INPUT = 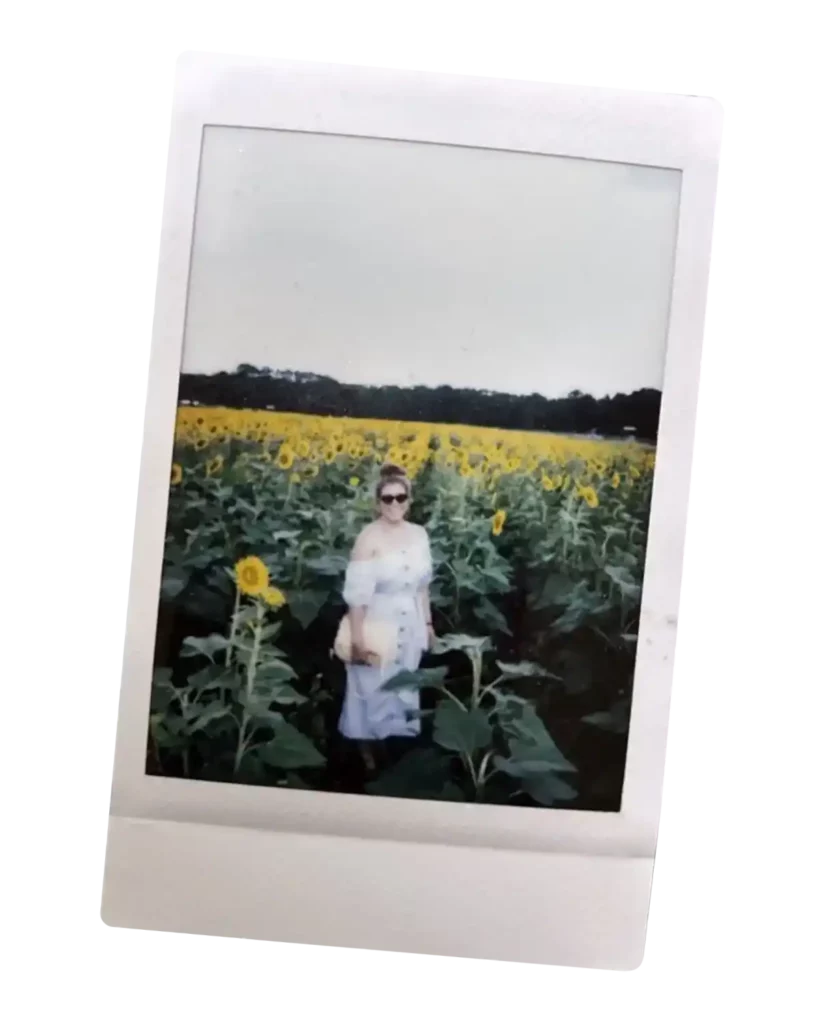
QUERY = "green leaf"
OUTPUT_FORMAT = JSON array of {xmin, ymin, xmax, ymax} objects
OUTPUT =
[
  {"xmin": 255, "ymin": 660, "xmax": 298, "ymax": 685},
  {"xmin": 186, "ymin": 664, "xmax": 228, "ymax": 693},
  {"xmin": 520, "ymin": 773, "xmax": 578, "ymax": 806},
  {"xmin": 473, "ymin": 598, "xmax": 511, "ymax": 635},
  {"xmin": 450, "ymin": 557, "xmax": 470, "ymax": 575},
  {"xmin": 497, "ymin": 702, "xmax": 549, "ymax": 743},
  {"xmin": 247, "ymin": 708, "xmax": 286, "ymax": 733},
  {"xmin": 480, "ymin": 564, "xmax": 512, "ymax": 592},
  {"xmin": 160, "ymin": 566, "xmax": 189, "ymax": 600},
  {"xmin": 498, "ymin": 705, "xmax": 576, "ymax": 773},
  {"xmin": 431, "ymin": 633, "xmax": 492, "ymax": 656},
  {"xmin": 150, "ymin": 668, "xmax": 175, "ymax": 713},
  {"xmin": 234, "ymin": 605, "xmax": 260, "ymax": 628},
  {"xmin": 258, "ymin": 722, "xmax": 326, "ymax": 769},
  {"xmin": 549, "ymin": 603, "xmax": 588, "ymax": 635},
  {"xmin": 496, "ymin": 660, "xmax": 562, "ymax": 682},
  {"xmin": 433, "ymin": 701, "xmax": 492, "ymax": 757},
  {"xmin": 243, "ymin": 705, "xmax": 285, "ymax": 727},
  {"xmin": 265, "ymin": 682, "xmax": 307, "ymax": 706},
  {"xmin": 180, "ymin": 634, "xmax": 230, "ymax": 661},
  {"xmin": 151, "ymin": 717, "xmax": 187, "ymax": 748},
  {"xmin": 529, "ymin": 573, "xmax": 575, "ymax": 610},
  {"xmin": 185, "ymin": 552, "xmax": 217, "ymax": 570},
  {"xmin": 190, "ymin": 703, "xmax": 234, "ymax": 731},
  {"xmin": 304, "ymin": 553, "xmax": 348, "ymax": 576},
  {"xmin": 365, "ymin": 747, "xmax": 459, "ymax": 800},
  {"xmin": 583, "ymin": 698, "xmax": 630, "ymax": 734},
  {"xmin": 287, "ymin": 588, "xmax": 329, "ymax": 629},
  {"xmin": 380, "ymin": 666, "xmax": 450, "ymax": 693},
  {"xmin": 604, "ymin": 565, "xmax": 641, "ymax": 599},
  {"xmin": 496, "ymin": 740, "xmax": 576, "ymax": 776}
]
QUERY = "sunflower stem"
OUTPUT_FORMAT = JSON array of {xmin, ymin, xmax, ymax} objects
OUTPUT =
[
  {"xmin": 470, "ymin": 649, "xmax": 483, "ymax": 709},
  {"xmin": 225, "ymin": 582, "xmax": 241, "ymax": 670},
  {"xmin": 233, "ymin": 601, "xmax": 264, "ymax": 776}
]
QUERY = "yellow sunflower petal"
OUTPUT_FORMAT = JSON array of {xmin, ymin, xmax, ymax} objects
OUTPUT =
[{"xmin": 234, "ymin": 556, "xmax": 270, "ymax": 597}]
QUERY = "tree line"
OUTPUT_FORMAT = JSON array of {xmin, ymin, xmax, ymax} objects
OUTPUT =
[{"xmin": 178, "ymin": 365, "xmax": 662, "ymax": 442}]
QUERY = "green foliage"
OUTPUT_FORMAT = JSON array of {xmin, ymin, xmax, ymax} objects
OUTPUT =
[
  {"xmin": 583, "ymin": 697, "xmax": 631, "ymax": 734},
  {"xmin": 367, "ymin": 632, "xmax": 578, "ymax": 805},
  {"xmin": 433, "ymin": 701, "xmax": 493, "ymax": 757},
  {"xmin": 366, "ymin": 748, "xmax": 463, "ymax": 801},
  {"xmin": 150, "ymin": 422, "xmax": 652, "ymax": 808},
  {"xmin": 148, "ymin": 591, "xmax": 322, "ymax": 785},
  {"xmin": 258, "ymin": 721, "xmax": 326, "ymax": 769}
]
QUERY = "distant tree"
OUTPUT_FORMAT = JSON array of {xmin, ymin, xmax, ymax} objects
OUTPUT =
[{"xmin": 178, "ymin": 367, "xmax": 662, "ymax": 442}]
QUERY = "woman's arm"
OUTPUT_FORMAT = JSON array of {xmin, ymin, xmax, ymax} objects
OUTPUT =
[
  {"xmin": 418, "ymin": 526, "xmax": 435, "ymax": 645},
  {"xmin": 419, "ymin": 586, "xmax": 432, "ymax": 629},
  {"xmin": 419, "ymin": 585, "xmax": 435, "ymax": 648},
  {"xmin": 346, "ymin": 527, "xmax": 376, "ymax": 664},
  {"xmin": 349, "ymin": 605, "xmax": 368, "ymax": 661}
]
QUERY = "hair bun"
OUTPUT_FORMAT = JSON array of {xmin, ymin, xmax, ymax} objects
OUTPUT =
[{"xmin": 379, "ymin": 462, "xmax": 407, "ymax": 479}]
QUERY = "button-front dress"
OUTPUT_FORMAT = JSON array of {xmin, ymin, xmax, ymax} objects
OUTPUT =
[{"xmin": 338, "ymin": 529, "xmax": 433, "ymax": 740}]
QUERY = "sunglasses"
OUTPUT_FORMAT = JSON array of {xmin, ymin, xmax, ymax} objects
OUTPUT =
[{"xmin": 380, "ymin": 493, "xmax": 408, "ymax": 505}]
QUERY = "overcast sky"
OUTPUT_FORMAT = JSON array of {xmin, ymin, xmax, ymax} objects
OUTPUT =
[{"xmin": 182, "ymin": 125, "xmax": 681, "ymax": 398}]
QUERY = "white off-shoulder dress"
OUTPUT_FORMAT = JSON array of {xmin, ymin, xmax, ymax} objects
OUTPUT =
[{"xmin": 338, "ymin": 528, "xmax": 433, "ymax": 740}]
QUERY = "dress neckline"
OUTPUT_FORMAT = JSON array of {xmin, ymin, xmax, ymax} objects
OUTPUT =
[{"xmin": 369, "ymin": 540, "xmax": 424, "ymax": 561}]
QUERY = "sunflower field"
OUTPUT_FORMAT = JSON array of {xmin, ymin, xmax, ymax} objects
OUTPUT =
[{"xmin": 149, "ymin": 405, "xmax": 655, "ymax": 808}]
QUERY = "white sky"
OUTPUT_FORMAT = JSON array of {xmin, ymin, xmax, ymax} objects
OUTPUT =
[{"xmin": 182, "ymin": 125, "xmax": 681, "ymax": 398}]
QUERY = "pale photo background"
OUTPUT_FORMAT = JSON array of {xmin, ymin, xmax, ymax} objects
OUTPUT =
[
  {"xmin": 105, "ymin": 61, "xmax": 790, "ymax": 958},
  {"xmin": 186, "ymin": 125, "xmax": 679, "ymax": 393}
]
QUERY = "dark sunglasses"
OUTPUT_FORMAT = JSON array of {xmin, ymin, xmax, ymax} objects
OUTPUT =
[{"xmin": 380, "ymin": 493, "xmax": 408, "ymax": 505}]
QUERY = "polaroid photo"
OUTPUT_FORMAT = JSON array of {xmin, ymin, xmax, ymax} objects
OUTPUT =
[{"xmin": 101, "ymin": 53, "xmax": 722, "ymax": 969}]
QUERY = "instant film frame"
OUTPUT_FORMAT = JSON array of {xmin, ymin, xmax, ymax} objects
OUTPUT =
[{"xmin": 101, "ymin": 53, "xmax": 722, "ymax": 969}]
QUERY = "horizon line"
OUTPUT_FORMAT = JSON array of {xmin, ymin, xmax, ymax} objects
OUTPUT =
[{"xmin": 180, "ymin": 365, "xmax": 662, "ymax": 402}]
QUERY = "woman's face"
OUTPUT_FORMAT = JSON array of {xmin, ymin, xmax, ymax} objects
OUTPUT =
[{"xmin": 378, "ymin": 483, "xmax": 410, "ymax": 524}]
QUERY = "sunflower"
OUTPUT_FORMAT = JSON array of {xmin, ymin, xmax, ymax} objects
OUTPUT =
[
  {"xmin": 276, "ymin": 445, "xmax": 295, "ymax": 470},
  {"xmin": 262, "ymin": 585, "xmax": 287, "ymax": 609},
  {"xmin": 304, "ymin": 464, "xmax": 319, "ymax": 479},
  {"xmin": 349, "ymin": 476, "xmax": 360, "ymax": 487},
  {"xmin": 629, "ymin": 465, "xmax": 641, "ymax": 480},
  {"xmin": 542, "ymin": 475, "xmax": 556, "ymax": 492},
  {"xmin": 491, "ymin": 509, "xmax": 507, "ymax": 536},
  {"xmin": 612, "ymin": 471, "xmax": 621, "ymax": 489},
  {"xmin": 290, "ymin": 472, "xmax": 301, "ymax": 484},
  {"xmin": 206, "ymin": 454, "xmax": 224, "ymax": 477},
  {"xmin": 235, "ymin": 556, "xmax": 269, "ymax": 597},
  {"xmin": 577, "ymin": 485, "xmax": 600, "ymax": 509}
]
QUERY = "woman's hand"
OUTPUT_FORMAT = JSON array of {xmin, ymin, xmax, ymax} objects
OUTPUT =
[{"xmin": 351, "ymin": 641, "xmax": 375, "ymax": 666}]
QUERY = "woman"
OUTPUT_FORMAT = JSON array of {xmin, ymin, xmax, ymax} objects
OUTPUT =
[{"xmin": 338, "ymin": 463, "xmax": 435, "ymax": 771}]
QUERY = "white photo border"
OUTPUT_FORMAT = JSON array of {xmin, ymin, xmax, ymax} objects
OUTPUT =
[{"xmin": 102, "ymin": 53, "xmax": 721, "ymax": 968}]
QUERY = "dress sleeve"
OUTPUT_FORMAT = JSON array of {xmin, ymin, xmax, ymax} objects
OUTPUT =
[{"xmin": 342, "ymin": 559, "xmax": 376, "ymax": 607}]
